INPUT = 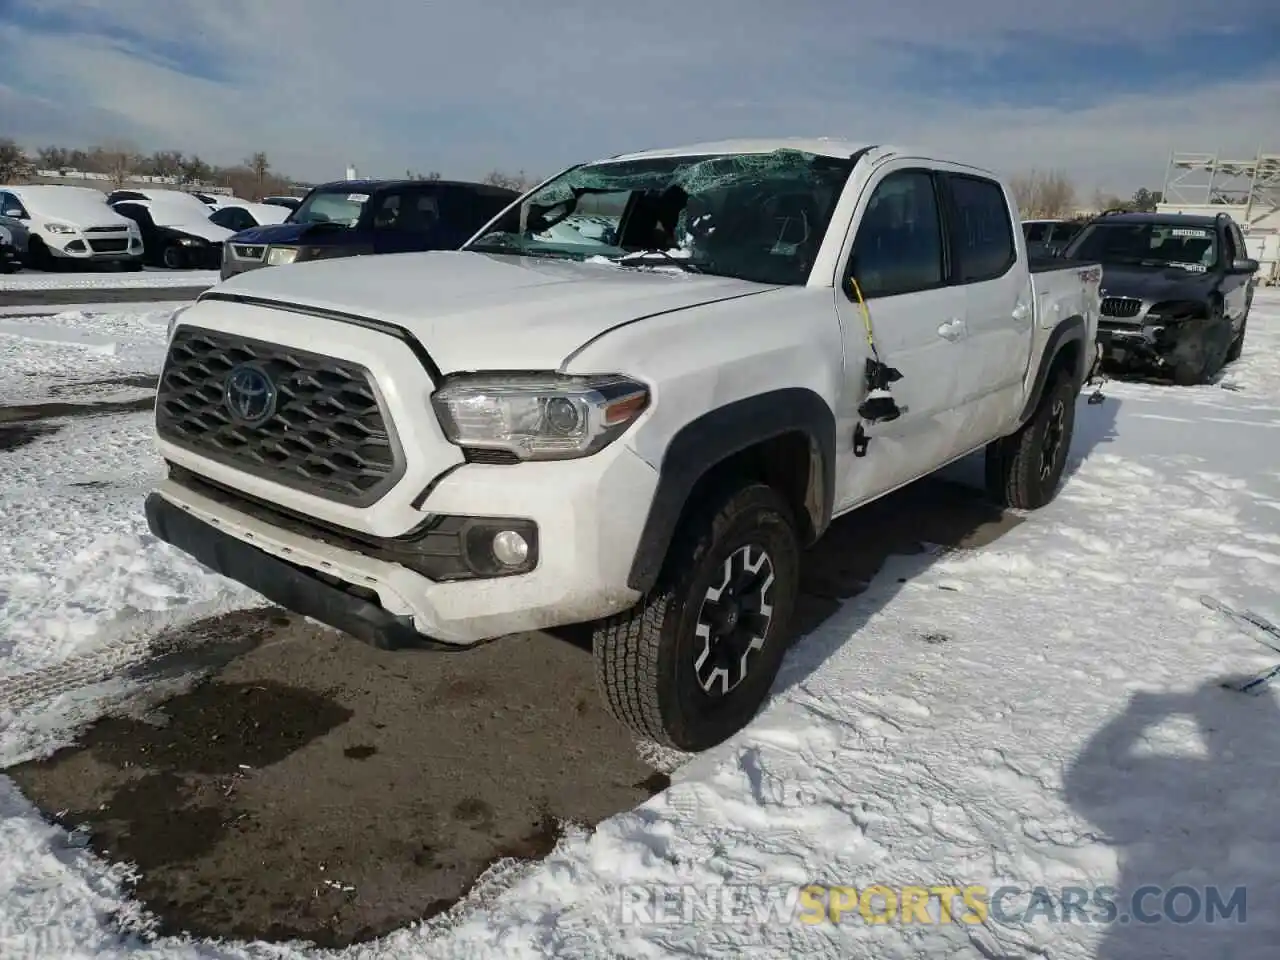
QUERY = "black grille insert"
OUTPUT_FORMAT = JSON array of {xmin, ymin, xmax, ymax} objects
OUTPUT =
[
  {"xmin": 1101, "ymin": 297, "xmax": 1142, "ymax": 319},
  {"xmin": 156, "ymin": 327, "xmax": 405, "ymax": 505}
]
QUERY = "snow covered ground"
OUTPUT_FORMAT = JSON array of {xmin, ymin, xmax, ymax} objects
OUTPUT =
[
  {"xmin": 0, "ymin": 269, "xmax": 217, "ymax": 292},
  {"xmin": 2, "ymin": 294, "xmax": 1280, "ymax": 958}
]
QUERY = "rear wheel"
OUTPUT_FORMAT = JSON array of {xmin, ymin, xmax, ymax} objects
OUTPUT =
[
  {"xmin": 592, "ymin": 482, "xmax": 801, "ymax": 752},
  {"xmin": 985, "ymin": 371, "xmax": 1076, "ymax": 510}
]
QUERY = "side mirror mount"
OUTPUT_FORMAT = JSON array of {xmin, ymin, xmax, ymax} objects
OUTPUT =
[{"xmin": 1231, "ymin": 257, "xmax": 1259, "ymax": 275}]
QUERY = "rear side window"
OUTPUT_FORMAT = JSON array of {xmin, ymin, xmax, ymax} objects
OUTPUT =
[
  {"xmin": 1024, "ymin": 222, "xmax": 1048, "ymax": 242},
  {"xmin": 946, "ymin": 174, "xmax": 1016, "ymax": 281}
]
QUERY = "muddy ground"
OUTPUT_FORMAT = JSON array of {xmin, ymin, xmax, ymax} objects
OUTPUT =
[{"xmin": 3, "ymin": 389, "xmax": 1022, "ymax": 948}]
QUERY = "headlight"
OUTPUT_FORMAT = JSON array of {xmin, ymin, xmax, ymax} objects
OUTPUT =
[
  {"xmin": 44, "ymin": 222, "xmax": 77, "ymax": 235},
  {"xmin": 430, "ymin": 373, "xmax": 649, "ymax": 460},
  {"xmin": 178, "ymin": 237, "xmax": 203, "ymax": 247},
  {"xmin": 167, "ymin": 304, "xmax": 192, "ymax": 341},
  {"xmin": 266, "ymin": 245, "xmax": 299, "ymax": 265}
]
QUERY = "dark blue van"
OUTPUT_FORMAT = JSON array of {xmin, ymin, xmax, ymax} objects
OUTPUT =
[{"xmin": 220, "ymin": 178, "xmax": 520, "ymax": 280}]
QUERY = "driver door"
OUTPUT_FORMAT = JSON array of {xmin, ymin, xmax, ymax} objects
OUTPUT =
[{"xmin": 832, "ymin": 165, "xmax": 972, "ymax": 509}]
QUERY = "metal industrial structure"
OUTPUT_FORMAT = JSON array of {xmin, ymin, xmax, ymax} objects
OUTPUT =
[
  {"xmin": 1160, "ymin": 149, "xmax": 1280, "ymax": 224},
  {"xmin": 1158, "ymin": 149, "xmax": 1280, "ymax": 284}
]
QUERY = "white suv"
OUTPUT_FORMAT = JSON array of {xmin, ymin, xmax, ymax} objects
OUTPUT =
[
  {"xmin": 146, "ymin": 139, "xmax": 1101, "ymax": 751},
  {"xmin": 0, "ymin": 185, "xmax": 143, "ymax": 270}
]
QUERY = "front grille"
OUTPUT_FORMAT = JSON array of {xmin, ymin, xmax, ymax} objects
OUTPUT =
[
  {"xmin": 1100, "ymin": 297, "xmax": 1142, "ymax": 318},
  {"xmin": 85, "ymin": 226, "xmax": 123, "ymax": 234},
  {"xmin": 156, "ymin": 327, "xmax": 405, "ymax": 506},
  {"xmin": 233, "ymin": 244, "xmax": 266, "ymax": 260},
  {"xmin": 89, "ymin": 238, "xmax": 128, "ymax": 253}
]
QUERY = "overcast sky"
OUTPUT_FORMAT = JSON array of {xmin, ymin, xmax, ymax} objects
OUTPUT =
[{"xmin": 2, "ymin": 0, "xmax": 1278, "ymax": 195}]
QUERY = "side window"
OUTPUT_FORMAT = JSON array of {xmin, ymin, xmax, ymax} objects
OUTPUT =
[
  {"xmin": 114, "ymin": 203, "xmax": 152, "ymax": 228},
  {"xmin": 209, "ymin": 207, "xmax": 239, "ymax": 230},
  {"xmin": 1024, "ymin": 222, "xmax": 1047, "ymax": 243},
  {"xmin": 946, "ymin": 174, "xmax": 1016, "ymax": 281},
  {"xmin": 370, "ymin": 191, "xmax": 405, "ymax": 230},
  {"xmin": 1220, "ymin": 223, "xmax": 1237, "ymax": 262},
  {"xmin": 848, "ymin": 170, "xmax": 944, "ymax": 299},
  {"xmin": 0, "ymin": 192, "xmax": 28, "ymax": 217}
]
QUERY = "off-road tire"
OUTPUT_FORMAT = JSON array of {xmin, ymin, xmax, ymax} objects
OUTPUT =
[
  {"xmin": 592, "ymin": 482, "xmax": 801, "ymax": 752},
  {"xmin": 1225, "ymin": 316, "xmax": 1247, "ymax": 364},
  {"xmin": 985, "ymin": 371, "xmax": 1076, "ymax": 511}
]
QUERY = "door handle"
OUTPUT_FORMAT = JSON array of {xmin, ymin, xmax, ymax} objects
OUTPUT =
[
  {"xmin": 937, "ymin": 318, "xmax": 965, "ymax": 341},
  {"xmin": 1012, "ymin": 302, "xmax": 1031, "ymax": 321}
]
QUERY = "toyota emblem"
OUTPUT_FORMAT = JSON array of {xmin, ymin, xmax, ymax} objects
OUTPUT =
[{"xmin": 224, "ymin": 363, "xmax": 278, "ymax": 426}]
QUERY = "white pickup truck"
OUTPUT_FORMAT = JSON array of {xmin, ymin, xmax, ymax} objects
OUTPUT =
[{"xmin": 146, "ymin": 138, "xmax": 1102, "ymax": 752}]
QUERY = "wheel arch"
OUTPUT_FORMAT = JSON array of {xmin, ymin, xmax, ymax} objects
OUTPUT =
[
  {"xmin": 626, "ymin": 387, "xmax": 836, "ymax": 594},
  {"xmin": 1017, "ymin": 315, "xmax": 1087, "ymax": 426}
]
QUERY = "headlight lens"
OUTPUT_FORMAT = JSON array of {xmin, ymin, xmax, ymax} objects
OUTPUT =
[
  {"xmin": 431, "ymin": 373, "xmax": 649, "ymax": 460},
  {"xmin": 178, "ymin": 237, "xmax": 202, "ymax": 247},
  {"xmin": 267, "ymin": 245, "xmax": 299, "ymax": 265},
  {"xmin": 44, "ymin": 222, "xmax": 77, "ymax": 235}
]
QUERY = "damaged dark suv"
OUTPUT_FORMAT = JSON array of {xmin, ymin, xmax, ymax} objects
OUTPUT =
[{"xmin": 1059, "ymin": 210, "xmax": 1257, "ymax": 385}]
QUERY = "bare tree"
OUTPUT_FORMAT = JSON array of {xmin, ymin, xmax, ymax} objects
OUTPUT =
[
  {"xmin": 246, "ymin": 152, "xmax": 270, "ymax": 199},
  {"xmin": 36, "ymin": 145, "xmax": 71, "ymax": 172},
  {"xmin": 180, "ymin": 154, "xmax": 212, "ymax": 185},
  {"xmin": 482, "ymin": 169, "xmax": 534, "ymax": 192},
  {"xmin": 406, "ymin": 169, "xmax": 442, "ymax": 180},
  {"xmin": 1090, "ymin": 188, "xmax": 1128, "ymax": 214},
  {"xmin": 1010, "ymin": 169, "xmax": 1078, "ymax": 219},
  {"xmin": 146, "ymin": 150, "xmax": 185, "ymax": 179},
  {"xmin": 97, "ymin": 139, "xmax": 140, "ymax": 187},
  {"xmin": 0, "ymin": 139, "xmax": 35, "ymax": 181}
]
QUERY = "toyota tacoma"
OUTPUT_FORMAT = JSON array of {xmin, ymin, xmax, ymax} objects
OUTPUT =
[{"xmin": 146, "ymin": 139, "xmax": 1102, "ymax": 751}]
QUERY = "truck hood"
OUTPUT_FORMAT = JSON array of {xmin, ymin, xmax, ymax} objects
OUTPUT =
[
  {"xmin": 208, "ymin": 250, "xmax": 779, "ymax": 372},
  {"xmin": 1099, "ymin": 263, "xmax": 1218, "ymax": 303}
]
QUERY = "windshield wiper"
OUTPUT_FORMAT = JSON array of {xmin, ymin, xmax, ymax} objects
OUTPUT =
[{"xmin": 612, "ymin": 249, "xmax": 703, "ymax": 273}]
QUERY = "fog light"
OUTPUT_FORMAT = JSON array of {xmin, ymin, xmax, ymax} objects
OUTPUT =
[{"xmin": 492, "ymin": 529, "xmax": 530, "ymax": 567}]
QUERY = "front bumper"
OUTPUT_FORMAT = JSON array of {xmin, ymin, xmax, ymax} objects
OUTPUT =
[
  {"xmin": 146, "ymin": 490, "xmax": 442, "ymax": 649},
  {"xmin": 146, "ymin": 439, "xmax": 658, "ymax": 646},
  {"xmin": 49, "ymin": 237, "xmax": 144, "ymax": 262},
  {"xmin": 1097, "ymin": 316, "xmax": 1221, "ymax": 370}
]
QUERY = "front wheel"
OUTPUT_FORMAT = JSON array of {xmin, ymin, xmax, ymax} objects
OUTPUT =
[
  {"xmin": 985, "ymin": 371, "xmax": 1077, "ymax": 510},
  {"xmin": 162, "ymin": 245, "xmax": 186, "ymax": 269},
  {"xmin": 592, "ymin": 482, "xmax": 801, "ymax": 752}
]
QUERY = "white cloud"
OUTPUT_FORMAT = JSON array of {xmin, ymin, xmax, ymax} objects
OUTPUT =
[{"xmin": 1, "ymin": 0, "xmax": 1277, "ymax": 195}]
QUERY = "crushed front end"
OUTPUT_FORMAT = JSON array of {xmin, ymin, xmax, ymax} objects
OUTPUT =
[{"xmin": 1096, "ymin": 296, "xmax": 1225, "ymax": 377}]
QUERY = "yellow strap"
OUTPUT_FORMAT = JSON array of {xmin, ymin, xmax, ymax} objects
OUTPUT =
[{"xmin": 849, "ymin": 276, "xmax": 876, "ymax": 351}]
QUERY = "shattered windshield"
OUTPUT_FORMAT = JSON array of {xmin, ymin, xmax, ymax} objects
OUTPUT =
[
  {"xmin": 1063, "ymin": 221, "xmax": 1219, "ymax": 272},
  {"xmin": 465, "ymin": 149, "xmax": 855, "ymax": 285},
  {"xmin": 287, "ymin": 188, "xmax": 370, "ymax": 227}
]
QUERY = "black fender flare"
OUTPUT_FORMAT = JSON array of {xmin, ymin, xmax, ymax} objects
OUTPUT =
[
  {"xmin": 1017, "ymin": 315, "xmax": 1088, "ymax": 425},
  {"xmin": 626, "ymin": 387, "xmax": 836, "ymax": 594}
]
